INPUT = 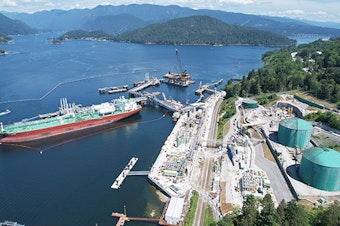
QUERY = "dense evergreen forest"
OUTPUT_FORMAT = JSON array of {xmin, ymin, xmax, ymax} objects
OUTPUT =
[
  {"xmin": 0, "ymin": 34, "xmax": 11, "ymax": 43},
  {"xmin": 222, "ymin": 38, "xmax": 340, "ymax": 104},
  {"xmin": 222, "ymin": 38, "xmax": 340, "ymax": 129},
  {"xmin": 216, "ymin": 194, "xmax": 340, "ymax": 226},
  {"xmin": 57, "ymin": 16, "xmax": 296, "ymax": 47},
  {"xmin": 117, "ymin": 16, "xmax": 295, "ymax": 46},
  {"xmin": 57, "ymin": 30, "xmax": 112, "ymax": 41}
]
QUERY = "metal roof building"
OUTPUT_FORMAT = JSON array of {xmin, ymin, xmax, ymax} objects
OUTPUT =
[
  {"xmin": 278, "ymin": 117, "xmax": 313, "ymax": 148},
  {"xmin": 299, "ymin": 147, "xmax": 340, "ymax": 191},
  {"xmin": 165, "ymin": 197, "xmax": 184, "ymax": 224}
]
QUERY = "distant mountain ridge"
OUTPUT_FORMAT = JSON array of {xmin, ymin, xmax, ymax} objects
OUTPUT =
[
  {"xmin": 3, "ymin": 4, "xmax": 340, "ymax": 37},
  {"xmin": 0, "ymin": 13, "xmax": 37, "ymax": 35}
]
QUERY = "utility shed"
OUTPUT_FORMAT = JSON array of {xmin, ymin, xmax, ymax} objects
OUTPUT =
[
  {"xmin": 278, "ymin": 117, "xmax": 313, "ymax": 148},
  {"xmin": 165, "ymin": 197, "xmax": 184, "ymax": 225},
  {"xmin": 299, "ymin": 147, "xmax": 340, "ymax": 191}
]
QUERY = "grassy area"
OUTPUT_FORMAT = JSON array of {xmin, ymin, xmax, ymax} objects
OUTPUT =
[
  {"xmin": 223, "ymin": 119, "xmax": 231, "ymax": 137},
  {"xmin": 262, "ymin": 143, "xmax": 276, "ymax": 162},
  {"xmin": 218, "ymin": 97, "xmax": 236, "ymax": 140},
  {"xmin": 204, "ymin": 205, "xmax": 216, "ymax": 226},
  {"xmin": 183, "ymin": 191, "xmax": 199, "ymax": 226},
  {"xmin": 293, "ymin": 91, "xmax": 336, "ymax": 109}
]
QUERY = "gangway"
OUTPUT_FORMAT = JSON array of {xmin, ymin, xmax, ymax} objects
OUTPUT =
[{"xmin": 128, "ymin": 171, "xmax": 149, "ymax": 176}]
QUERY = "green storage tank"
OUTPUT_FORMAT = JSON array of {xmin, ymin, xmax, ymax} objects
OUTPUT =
[
  {"xmin": 278, "ymin": 117, "xmax": 313, "ymax": 148},
  {"xmin": 299, "ymin": 147, "xmax": 340, "ymax": 191},
  {"xmin": 242, "ymin": 99, "xmax": 258, "ymax": 108}
]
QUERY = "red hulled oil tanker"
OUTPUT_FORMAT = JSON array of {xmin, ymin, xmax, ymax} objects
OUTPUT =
[{"xmin": 0, "ymin": 97, "xmax": 142, "ymax": 144}]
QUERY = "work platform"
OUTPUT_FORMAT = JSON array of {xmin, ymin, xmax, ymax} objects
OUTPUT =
[
  {"xmin": 195, "ymin": 79, "xmax": 223, "ymax": 95},
  {"xmin": 111, "ymin": 157, "xmax": 138, "ymax": 189}
]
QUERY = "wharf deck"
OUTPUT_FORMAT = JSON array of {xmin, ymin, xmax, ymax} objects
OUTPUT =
[
  {"xmin": 129, "ymin": 78, "xmax": 160, "ymax": 94},
  {"xmin": 152, "ymin": 96, "xmax": 184, "ymax": 112},
  {"xmin": 195, "ymin": 79, "xmax": 223, "ymax": 95},
  {"xmin": 111, "ymin": 157, "xmax": 138, "ymax": 189}
]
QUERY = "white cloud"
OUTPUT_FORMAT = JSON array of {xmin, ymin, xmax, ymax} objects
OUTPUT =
[
  {"xmin": 1, "ymin": 0, "xmax": 17, "ymax": 7},
  {"xmin": 44, "ymin": 2, "xmax": 55, "ymax": 7},
  {"xmin": 285, "ymin": 9, "xmax": 305, "ymax": 15},
  {"xmin": 218, "ymin": 0, "xmax": 254, "ymax": 5}
]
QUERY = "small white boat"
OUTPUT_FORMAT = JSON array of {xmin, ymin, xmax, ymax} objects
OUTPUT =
[
  {"xmin": 0, "ymin": 221, "xmax": 25, "ymax": 226},
  {"xmin": 0, "ymin": 109, "xmax": 10, "ymax": 116}
]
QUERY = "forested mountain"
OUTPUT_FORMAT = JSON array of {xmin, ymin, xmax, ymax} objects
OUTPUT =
[
  {"xmin": 3, "ymin": 4, "xmax": 340, "ymax": 37},
  {"xmin": 222, "ymin": 38, "xmax": 340, "ymax": 108},
  {"xmin": 0, "ymin": 13, "xmax": 37, "ymax": 35},
  {"xmin": 56, "ymin": 16, "xmax": 295, "ymax": 47},
  {"xmin": 83, "ymin": 14, "xmax": 147, "ymax": 35},
  {"xmin": 117, "ymin": 15, "xmax": 295, "ymax": 46}
]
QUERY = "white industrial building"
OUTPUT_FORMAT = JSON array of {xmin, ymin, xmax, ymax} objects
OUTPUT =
[{"xmin": 165, "ymin": 197, "xmax": 185, "ymax": 224}]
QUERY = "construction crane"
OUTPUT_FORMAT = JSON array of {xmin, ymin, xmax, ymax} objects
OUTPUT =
[{"xmin": 175, "ymin": 49, "xmax": 189, "ymax": 77}]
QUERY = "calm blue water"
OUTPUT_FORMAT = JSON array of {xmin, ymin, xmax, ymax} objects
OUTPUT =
[{"xmin": 0, "ymin": 33, "xmax": 275, "ymax": 225}]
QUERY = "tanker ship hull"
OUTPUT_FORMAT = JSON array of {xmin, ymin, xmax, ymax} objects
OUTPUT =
[{"xmin": 0, "ymin": 97, "xmax": 142, "ymax": 145}]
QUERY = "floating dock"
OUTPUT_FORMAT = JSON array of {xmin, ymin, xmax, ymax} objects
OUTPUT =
[
  {"xmin": 99, "ymin": 85, "xmax": 128, "ymax": 94},
  {"xmin": 111, "ymin": 157, "xmax": 138, "ymax": 189}
]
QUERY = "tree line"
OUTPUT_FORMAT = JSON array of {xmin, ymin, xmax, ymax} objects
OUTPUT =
[{"xmin": 216, "ymin": 194, "xmax": 340, "ymax": 226}]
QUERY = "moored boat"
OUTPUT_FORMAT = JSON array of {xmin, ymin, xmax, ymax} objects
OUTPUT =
[
  {"xmin": 0, "ymin": 97, "xmax": 142, "ymax": 144},
  {"xmin": 0, "ymin": 221, "xmax": 25, "ymax": 226},
  {"xmin": 0, "ymin": 109, "xmax": 10, "ymax": 116}
]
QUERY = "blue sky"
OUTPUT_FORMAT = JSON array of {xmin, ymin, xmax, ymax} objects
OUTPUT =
[{"xmin": 1, "ymin": 0, "xmax": 340, "ymax": 23}]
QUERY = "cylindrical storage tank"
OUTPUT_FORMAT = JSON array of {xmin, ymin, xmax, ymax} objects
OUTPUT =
[
  {"xmin": 299, "ymin": 147, "xmax": 340, "ymax": 191},
  {"xmin": 242, "ymin": 99, "xmax": 257, "ymax": 108},
  {"xmin": 278, "ymin": 117, "xmax": 313, "ymax": 148}
]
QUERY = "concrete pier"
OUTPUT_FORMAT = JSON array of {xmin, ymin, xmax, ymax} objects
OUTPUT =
[
  {"xmin": 111, "ymin": 157, "xmax": 138, "ymax": 189},
  {"xmin": 195, "ymin": 79, "xmax": 223, "ymax": 95}
]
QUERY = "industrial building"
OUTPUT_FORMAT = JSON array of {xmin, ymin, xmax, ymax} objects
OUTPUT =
[
  {"xmin": 278, "ymin": 117, "xmax": 313, "ymax": 148},
  {"xmin": 299, "ymin": 147, "xmax": 340, "ymax": 191},
  {"xmin": 165, "ymin": 197, "xmax": 185, "ymax": 224}
]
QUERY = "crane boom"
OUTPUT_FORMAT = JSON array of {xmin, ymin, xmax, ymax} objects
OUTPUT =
[{"xmin": 175, "ymin": 49, "xmax": 184, "ymax": 74}]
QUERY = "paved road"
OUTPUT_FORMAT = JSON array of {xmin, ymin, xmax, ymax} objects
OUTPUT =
[{"xmin": 252, "ymin": 137, "xmax": 295, "ymax": 204}]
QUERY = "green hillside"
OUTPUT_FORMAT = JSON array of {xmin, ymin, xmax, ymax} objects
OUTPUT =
[
  {"xmin": 223, "ymin": 38, "xmax": 340, "ymax": 103},
  {"xmin": 116, "ymin": 15, "xmax": 295, "ymax": 46}
]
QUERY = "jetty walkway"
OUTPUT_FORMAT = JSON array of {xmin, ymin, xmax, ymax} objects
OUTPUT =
[
  {"xmin": 111, "ymin": 157, "xmax": 138, "ymax": 189},
  {"xmin": 195, "ymin": 79, "xmax": 223, "ymax": 95},
  {"xmin": 129, "ymin": 78, "xmax": 185, "ymax": 112}
]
